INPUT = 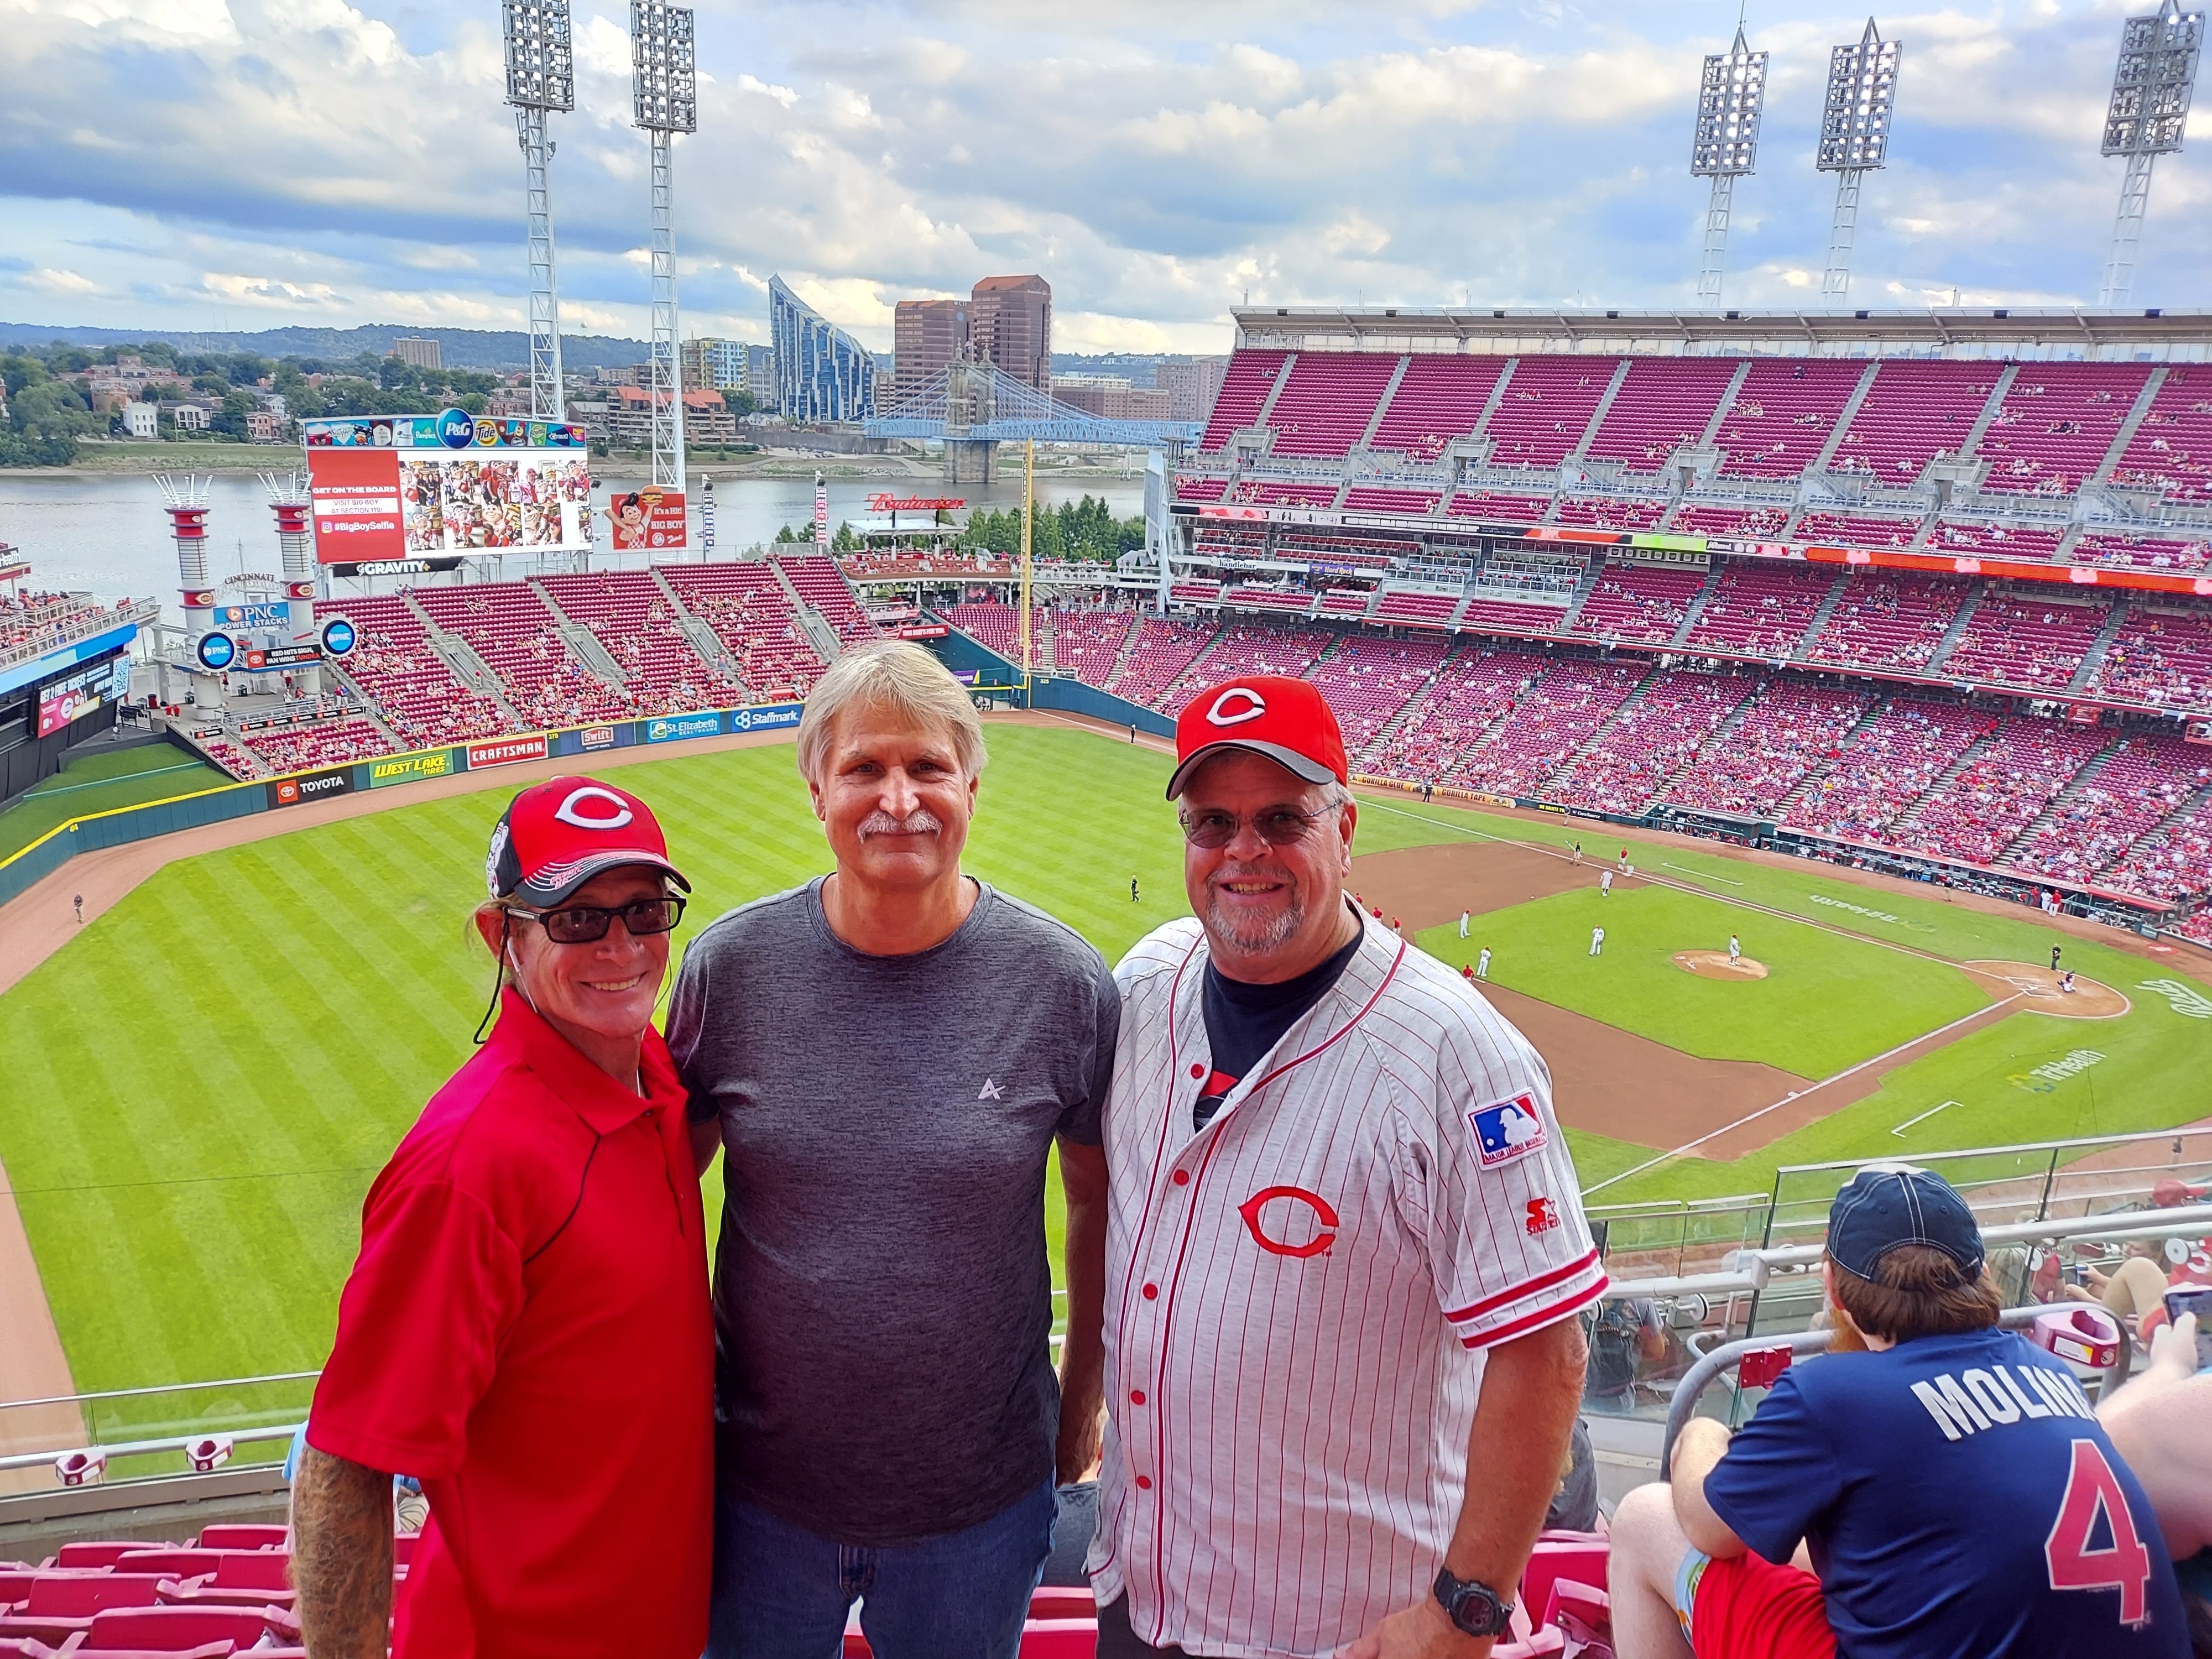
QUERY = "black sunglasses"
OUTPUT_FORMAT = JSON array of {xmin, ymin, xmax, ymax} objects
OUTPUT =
[{"xmin": 507, "ymin": 895, "xmax": 686, "ymax": 945}]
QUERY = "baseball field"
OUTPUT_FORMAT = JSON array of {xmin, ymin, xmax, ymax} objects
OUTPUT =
[{"xmin": 1, "ymin": 716, "xmax": 2208, "ymax": 1434}]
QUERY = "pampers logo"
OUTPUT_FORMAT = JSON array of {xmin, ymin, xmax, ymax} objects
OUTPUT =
[
  {"xmin": 2010, "ymin": 1049, "xmax": 2106, "ymax": 1094},
  {"xmin": 2140, "ymin": 979, "xmax": 2212, "ymax": 1020}
]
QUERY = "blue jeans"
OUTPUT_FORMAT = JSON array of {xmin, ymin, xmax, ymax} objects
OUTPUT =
[{"xmin": 707, "ymin": 1480, "xmax": 1056, "ymax": 1659}]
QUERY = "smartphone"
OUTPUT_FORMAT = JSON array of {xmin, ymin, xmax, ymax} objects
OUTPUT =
[{"xmin": 2162, "ymin": 1287, "xmax": 2212, "ymax": 1371}]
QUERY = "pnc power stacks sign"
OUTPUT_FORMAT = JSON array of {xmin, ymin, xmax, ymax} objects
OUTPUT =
[{"xmin": 304, "ymin": 408, "xmax": 593, "ymax": 566}]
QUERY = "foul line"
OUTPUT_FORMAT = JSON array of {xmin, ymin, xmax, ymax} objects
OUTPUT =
[
  {"xmin": 1579, "ymin": 994, "xmax": 2024, "ymax": 1196},
  {"xmin": 1665, "ymin": 860, "xmax": 1743, "ymax": 886}
]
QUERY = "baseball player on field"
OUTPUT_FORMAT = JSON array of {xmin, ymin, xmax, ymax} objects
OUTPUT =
[{"xmin": 1089, "ymin": 675, "xmax": 1604, "ymax": 1658}]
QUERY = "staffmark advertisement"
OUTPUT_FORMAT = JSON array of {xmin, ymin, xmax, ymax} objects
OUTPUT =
[
  {"xmin": 467, "ymin": 734, "xmax": 550, "ymax": 770},
  {"xmin": 727, "ymin": 702, "xmax": 803, "ymax": 733},
  {"xmin": 269, "ymin": 768, "xmax": 353, "ymax": 809},
  {"xmin": 369, "ymin": 750, "xmax": 455, "ymax": 788},
  {"xmin": 646, "ymin": 712, "xmax": 721, "ymax": 743}
]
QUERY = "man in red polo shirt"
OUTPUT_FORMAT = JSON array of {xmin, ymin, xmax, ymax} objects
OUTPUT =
[{"xmin": 294, "ymin": 776, "xmax": 712, "ymax": 1659}]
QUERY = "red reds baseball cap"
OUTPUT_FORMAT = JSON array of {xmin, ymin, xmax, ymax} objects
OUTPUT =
[
  {"xmin": 1167, "ymin": 676, "xmax": 1349, "ymax": 800},
  {"xmin": 486, "ymin": 775, "xmax": 691, "ymax": 906}
]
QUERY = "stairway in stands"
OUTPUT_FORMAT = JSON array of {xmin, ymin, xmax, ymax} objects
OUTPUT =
[
  {"xmin": 1999, "ymin": 735, "xmax": 2125, "ymax": 863},
  {"xmin": 1103, "ymin": 613, "xmax": 1149, "ymax": 693},
  {"xmin": 528, "ymin": 578, "xmax": 630, "ymax": 691},
  {"xmin": 648, "ymin": 567, "xmax": 748, "ymax": 688},
  {"xmin": 1669, "ymin": 565, "xmax": 1726, "ymax": 647},
  {"xmin": 400, "ymin": 592, "xmax": 521, "ymax": 724},
  {"xmin": 1540, "ymin": 664, "xmax": 1661, "ymax": 792},
  {"xmin": 2067, "ymin": 596, "xmax": 2135, "ymax": 693},
  {"xmin": 320, "ymin": 661, "xmax": 406, "ymax": 752},
  {"xmin": 1652, "ymin": 677, "xmax": 1766, "ymax": 807},
  {"xmin": 1924, "ymin": 581, "xmax": 1989, "ymax": 674},
  {"xmin": 1891, "ymin": 723, "xmax": 2001, "ymax": 836},
  {"xmin": 1792, "ymin": 572, "xmax": 1851, "ymax": 658},
  {"xmin": 1554, "ymin": 554, "xmax": 1608, "ymax": 634},
  {"xmin": 1775, "ymin": 697, "xmax": 1888, "ymax": 816}
]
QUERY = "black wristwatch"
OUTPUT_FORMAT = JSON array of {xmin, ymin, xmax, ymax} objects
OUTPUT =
[{"xmin": 1432, "ymin": 1567, "xmax": 1515, "ymax": 1639}]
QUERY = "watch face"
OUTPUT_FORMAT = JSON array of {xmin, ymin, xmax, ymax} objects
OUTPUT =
[{"xmin": 1434, "ymin": 1569, "xmax": 1513, "ymax": 1637}]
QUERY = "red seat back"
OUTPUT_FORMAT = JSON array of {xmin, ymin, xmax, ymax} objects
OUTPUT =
[
  {"xmin": 192, "ymin": 1527, "xmax": 285, "ymax": 1552},
  {"xmin": 1027, "ymin": 1587, "xmax": 1094, "ymax": 1620},
  {"xmin": 67, "ymin": 1644, "xmax": 237, "ymax": 1659},
  {"xmin": 210, "ymin": 1554, "xmax": 291, "ymax": 1592},
  {"xmin": 25, "ymin": 1574, "xmax": 165, "ymax": 1615},
  {"xmin": 86, "ymin": 1605, "xmax": 278, "ymax": 1649},
  {"xmin": 1520, "ymin": 1537, "xmax": 1609, "ymax": 1637},
  {"xmin": 111, "ymin": 1552, "xmax": 228, "ymax": 1579},
  {"xmin": 1016, "ymin": 1620, "xmax": 1098, "ymax": 1658},
  {"xmin": 51, "ymin": 1543, "xmax": 155, "ymax": 1569}
]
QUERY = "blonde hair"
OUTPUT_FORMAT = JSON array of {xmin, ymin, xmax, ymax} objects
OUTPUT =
[{"xmin": 795, "ymin": 640, "xmax": 988, "ymax": 784}]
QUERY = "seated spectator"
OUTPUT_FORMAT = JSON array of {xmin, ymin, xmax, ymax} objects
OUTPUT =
[
  {"xmin": 1609, "ymin": 1166, "xmax": 2190, "ymax": 1658},
  {"xmin": 2064, "ymin": 1239, "xmax": 2180, "ymax": 1330},
  {"xmin": 2100, "ymin": 1313, "xmax": 2212, "ymax": 1657}
]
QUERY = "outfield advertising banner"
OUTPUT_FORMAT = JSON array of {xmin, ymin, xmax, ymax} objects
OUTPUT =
[
  {"xmin": 727, "ymin": 702, "xmax": 803, "ymax": 734},
  {"xmin": 646, "ymin": 712, "xmax": 721, "ymax": 744},
  {"xmin": 609, "ymin": 487, "xmax": 688, "ymax": 552},
  {"xmin": 268, "ymin": 769, "xmax": 353, "ymax": 809},
  {"xmin": 579, "ymin": 726, "xmax": 617, "ymax": 752},
  {"xmin": 304, "ymin": 410, "xmax": 593, "ymax": 565},
  {"xmin": 467, "ymin": 734, "xmax": 550, "ymax": 770},
  {"xmin": 36, "ymin": 656, "xmax": 131, "ymax": 738},
  {"xmin": 368, "ymin": 750, "xmax": 457, "ymax": 788}
]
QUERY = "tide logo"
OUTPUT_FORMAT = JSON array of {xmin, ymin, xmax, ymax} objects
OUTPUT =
[{"xmin": 1238, "ymin": 1185, "xmax": 1339, "ymax": 1258}]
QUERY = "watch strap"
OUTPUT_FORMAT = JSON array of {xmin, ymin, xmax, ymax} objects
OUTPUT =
[{"xmin": 1432, "ymin": 1566, "xmax": 1515, "ymax": 1638}]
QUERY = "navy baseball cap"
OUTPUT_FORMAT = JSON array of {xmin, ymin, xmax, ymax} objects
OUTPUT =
[{"xmin": 1827, "ymin": 1165, "xmax": 1985, "ymax": 1282}]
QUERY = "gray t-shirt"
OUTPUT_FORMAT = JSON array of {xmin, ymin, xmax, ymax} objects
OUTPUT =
[{"xmin": 666, "ymin": 876, "xmax": 1117, "ymax": 1545}]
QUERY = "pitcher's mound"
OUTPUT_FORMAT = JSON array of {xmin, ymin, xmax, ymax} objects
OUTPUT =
[
  {"xmin": 1676, "ymin": 950, "xmax": 1768, "ymax": 980},
  {"xmin": 1966, "ymin": 961, "xmax": 2129, "ymax": 1019}
]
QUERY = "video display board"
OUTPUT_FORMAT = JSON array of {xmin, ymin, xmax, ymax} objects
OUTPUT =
[
  {"xmin": 37, "ymin": 655, "xmax": 131, "ymax": 738},
  {"xmin": 303, "ymin": 409, "xmax": 593, "ymax": 565}
]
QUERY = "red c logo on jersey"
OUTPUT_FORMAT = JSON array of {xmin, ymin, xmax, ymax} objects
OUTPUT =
[{"xmin": 1238, "ymin": 1186, "xmax": 1339, "ymax": 1258}]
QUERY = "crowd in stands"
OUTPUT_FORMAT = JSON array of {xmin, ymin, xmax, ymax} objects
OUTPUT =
[
  {"xmin": 1, "ymin": 589, "xmax": 137, "ymax": 661},
  {"xmin": 1893, "ymin": 717, "xmax": 2106, "ymax": 867},
  {"xmin": 236, "ymin": 717, "xmax": 397, "ymax": 775},
  {"xmin": 1784, "ymin": 700, "xmax": 1991, "ymax": 843},
  {"xmin": 1571, "ymin": 562, "xmax": 1704, "ymax": 644},
  {"xmin": 1663, "ymin": 681, "xmax": 1874, "ymax": 818},
  {"xmin": 1551, "ymin": 670, "xmax": 1752, "ymax": 814},
  {"xmin": 1805, "ymin": 572, "xmax": 1964, "ymax": 672},
  {"xmin": 1366, "ymin": 643, "xmax": 1542, "ymax": 781},
  {"xmin": 2011, "ymin": 733, "xmax": 2209, "ymax": 890},
  {"xmin": 1302, "ymin": 634, "xmax": 1448, "ymax": 752},
  {"xmin": 1448, "ymin": 658, "xmax": 1645, "ymax": 796},
  {"xmin": 2087, "ymin": 607, "xmax": 2212, "ymax": 712},
  {"xmin": 314, "ymin": 596, "xmax": 510, "ymax": 750},
  {"xmin": 1944, "ymin": 593, "xmax": 2111, "ymax": 693}
]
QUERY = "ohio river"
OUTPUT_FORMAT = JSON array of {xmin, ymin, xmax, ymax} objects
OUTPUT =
[{"xmin": 0, "ymin": 467, "xmax": 1143, "ymax": 623}]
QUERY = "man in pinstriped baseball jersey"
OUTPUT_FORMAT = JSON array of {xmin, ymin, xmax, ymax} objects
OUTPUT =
[{"xmin": 1088, "ymin": 675, "xmax": 1605, "ymax": 1659}]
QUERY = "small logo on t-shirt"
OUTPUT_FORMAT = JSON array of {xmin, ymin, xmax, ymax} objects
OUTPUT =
[
  {"xmin": 977, "ymin": 1078, "xmax": 1004, "ymax": 1101},
  {"xmin": 1469, "ymin": 1094, "xmax": 1547, "ymax": 1168},
  {"xmin": 1526, "ymin": 1197, "xmax": 1561, "ymax": 1235}
]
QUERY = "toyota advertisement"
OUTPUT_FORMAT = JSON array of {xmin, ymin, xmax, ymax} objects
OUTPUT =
[{"xmin": 304, "ymin": 409, "xmax": 593, "ymax": 566}]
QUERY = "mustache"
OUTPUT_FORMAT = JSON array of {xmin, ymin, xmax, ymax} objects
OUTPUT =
[
  {"xmin": 857, "ymin": 807, "xmax": 944, "ymax": 838},
  {"xmin": 1208, "ymin": 861, "xmax": 1293, "ymax": 887}
]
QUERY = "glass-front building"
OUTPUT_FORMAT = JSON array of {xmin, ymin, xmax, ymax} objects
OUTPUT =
[{"xmin": 769, "ymin": 275, "xmax": 877, "ymax": 422}]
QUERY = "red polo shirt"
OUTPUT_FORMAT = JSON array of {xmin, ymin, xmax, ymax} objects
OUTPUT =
[{"xmin": 308, "ymin": 988, "xmax": 712, "ymax": 1659}]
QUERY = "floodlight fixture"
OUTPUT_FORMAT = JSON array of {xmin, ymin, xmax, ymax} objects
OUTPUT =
[
  {"xmin": 1690, "ymin": 22, "xmax": 1768, "ymax": 305},
  {"xmin": 502, "ymin": 0, "xmax": 575, "ymax": 113},
  {"xmin": 633, "ymin": 1, "xmax": 697, "ymax": 495},
  {"xmin": 505, "ymin": 0, "xmax": 573, "ymax": 418},
  {"xmin": 1817, "ymin": 18, "xmax": 1903, "ymax": 299},
  {"xmin": 2097, "ymin": 0, "xmax": 2204, "ymax": 306},
  {"xmin": 631, "ymin": 1, "xmax": 697, "ymax": 133}
]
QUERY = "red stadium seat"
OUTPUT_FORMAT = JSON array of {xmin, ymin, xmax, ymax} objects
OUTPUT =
[
  {"xmin": 48, "ymin": 1543, "xmax": 158, "ymax": 1569},
  {"xmin": 67, "ymin": 1645, "xmax": 239, "ymax": 1659},
  {"xmin": 160, "ymin": 1549, "xmax": 295, "ymax": 1609},
  {"xmin": 1026, "ymin": 1587, "xmax": 1095, "ymax": 1620},
  {"xmin": 109, "ymin": 1552, "xmax": 228, "ymax": 1579},
  {"xmin": 190, "ymin": 1527, "xmax": 285, "ymax": 1552},
  {"xmin": 1016, "ymin": 1618, "xmax": 1099, "ymax": 1656},
  {"xmin": 1519, "ymin": 1536, "xmax": 1610, "ymax": 1636},
  {"xmin": 84, "ymin": 1604, "xmax": 285, "ymax": 1650}
]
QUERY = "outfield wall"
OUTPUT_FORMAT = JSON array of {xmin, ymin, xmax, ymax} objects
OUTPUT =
[{"xmin": 0, "ymin": 701, "xmax": 807, "ymax": 908}]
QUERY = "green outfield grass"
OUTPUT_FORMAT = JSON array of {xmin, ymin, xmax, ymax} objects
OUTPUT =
[
  {"xmin": 0, "ymin": 742, "xmax": 231, "ymax": 864},
  {"xmin": 0, "ymin": 722, "xmax": 2201, "ymax": 1410}
]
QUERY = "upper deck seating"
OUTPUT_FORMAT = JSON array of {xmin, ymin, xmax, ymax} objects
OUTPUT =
[{"xmin": 1715, "ymin": 359, "xmax": 1866, "ymax": 479}]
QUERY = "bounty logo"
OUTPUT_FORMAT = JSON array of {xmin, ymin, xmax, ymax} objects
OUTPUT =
[{"xmin": 2140, "ymin": 979, "xmax": 2212, "ymax": 1021}]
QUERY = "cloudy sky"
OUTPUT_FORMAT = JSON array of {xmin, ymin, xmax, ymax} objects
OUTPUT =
[{"xmin": 1, "ymin": 0, "xmax": 2205, "ymax": 354}]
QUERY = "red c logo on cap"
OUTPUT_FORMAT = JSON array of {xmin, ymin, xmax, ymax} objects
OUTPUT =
[
  {"xmin": 1238, "ymin": 1186, "xmax": 1339, "ymax": 1258},
  {"xmin": 1206, "ymin": 687, "xmax": 1268, "ymax": 728},
  {"xmin": 554, "ymin": 785, "xmax": 635, "ymax": 831}
]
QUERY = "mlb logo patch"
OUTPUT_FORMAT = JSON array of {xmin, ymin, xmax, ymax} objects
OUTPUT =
[{"xmin": 1469, "ymin": 1093, "xmax": 1547, "ymax": 1168}]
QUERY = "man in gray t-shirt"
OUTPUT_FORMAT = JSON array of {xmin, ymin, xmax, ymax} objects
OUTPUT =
[{"xmin": 669, "ymin": 641, "xmax": 1115, "ymax": 1659}]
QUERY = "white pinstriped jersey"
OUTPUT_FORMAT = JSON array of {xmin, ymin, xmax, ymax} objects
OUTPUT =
[{"xmin": 1087, "ymin": 905, "xmax": 1605, "ymax": 1658}]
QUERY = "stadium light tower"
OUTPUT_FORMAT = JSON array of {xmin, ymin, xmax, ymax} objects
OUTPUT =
[
  {"xmin": 632, "ymin": 1, "xmax": 696, "ymax": 495},
  {"xmin": 1816, "ymin": 18, "xmax": 1901, "ymax": 300},
  {"xmin": 504, "ymin": 0, "xmax": 574, "ymax": 421},
  {"xmin": 2097, "ymin": 0, "xmax": 2204, "ymax": 308},
  {"xmin": 1690, "ymin": 19, "xmax": 1769, "ymax": 306}
]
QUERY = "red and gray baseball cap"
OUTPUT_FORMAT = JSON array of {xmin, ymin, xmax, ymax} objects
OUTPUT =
[
  {"xmin": 485, "ymin": 776, "xmax": 690, "ymax": 906},
  {"xmin": 1166, "ymin": 676, "xmax": 1349, "ymax": 801}
]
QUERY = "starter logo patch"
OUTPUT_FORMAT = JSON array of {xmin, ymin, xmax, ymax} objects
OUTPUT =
[{"xmin": 1469, "ymin": 1093, "xmax": 1547, "ymax": 1168}]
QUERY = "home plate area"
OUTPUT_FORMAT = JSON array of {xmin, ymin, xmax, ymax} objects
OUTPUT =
[
  {"xmin": 1673, "ymin": 950, "xmax": 1769, "ymax": 981},
  {"xmin": 1966, "ymin": 961, "xmax": 2130, "ymax": 1019}
]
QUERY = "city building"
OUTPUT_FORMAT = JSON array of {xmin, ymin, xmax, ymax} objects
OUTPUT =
[
  {"xmin": 745, "ymin": 343, "xmax": 776, "ymax": 411},
  {"xmin": 1052, "ymin": 376, "xmax": 1173, "ymax": 420},
  {"xmin": 892, "ymin": 299, "xmax": 969, "ymax": 404},
  {"xmin": 769, "ymin": 274, "xmax": 878, "ymax": 423},
  {"xmin": 971, "ymin": 275, "xmax": 1051, "ymax": 393},
  {"xmin": 390, "ymin": 336, "xmax": 442, "ymax": 371},
  {"xmin": 164, "ymin": 401, "xmax": 211, "ymax": 432},
  {"xmin": 121, "ymin": 401, "xmax": 158, "ymax": 440},
  {"xmin": 244, "ymin": 410, "xmax": 284, "ymax": 444},
  {"xmin": 684, "ymin": 337, "xmax": 750, "ymax": 392},
  {"xmin": 682, "ymin": 387, "xmax": 737, "ymax": 444},
  {"xmin": 1157, "ymin": 357, "xmax": 1228, "ymax": 423},
  {"xmin": 487, "ymin": 385, "xmax": 534, "ymax": 418}
]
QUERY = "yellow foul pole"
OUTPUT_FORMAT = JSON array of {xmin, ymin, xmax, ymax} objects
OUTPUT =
[{"xmin": 1019, "ymin": 437, "xmax": 1035, "ymax": 683}]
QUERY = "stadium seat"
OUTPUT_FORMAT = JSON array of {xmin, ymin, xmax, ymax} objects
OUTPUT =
[
  {"xmin": 1519, "ymin": 1536, "xmax": 1610, "ymax": 1638},
  {"xmin": 84, "ymin": 1601, "xmax": 285, "ymax": 1649},
  {"xmin": 47, "ymin": 1545, "xmax": 159, "ymax": 1570},
  {"xmin": 1026, "ymin": 1587, "xmax": 1095, "ymax": 1620},
  {"xmin": 1016, "ymin": 1619, "xmax": 1099, "ymax": 1656},
  {"xmin": 0, "ymin": 1571, "xmax": 166, "ymax": 1644},
  {"xmin": 159, "ymin": 1549, "xmax": 295, "ymax": 1609},
  {"xmin": 186, "ymin": 1530, "xmax": 283, "ymax": 1553}
]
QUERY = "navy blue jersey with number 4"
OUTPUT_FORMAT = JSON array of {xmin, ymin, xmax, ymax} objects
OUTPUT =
[{"xmin": 1703, "ymin": 1326, "xmax": 2188, "ymax": 1659}]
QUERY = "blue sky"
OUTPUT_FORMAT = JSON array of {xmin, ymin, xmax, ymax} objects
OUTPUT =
[{"xmin": 0, "ymin": 1, "xmax": 2204, "ymax": 354}]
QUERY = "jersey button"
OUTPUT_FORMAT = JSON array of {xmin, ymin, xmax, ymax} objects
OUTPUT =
[
  {"xmin": 1135, "ymin": 1475, "xmax": 1153, "ymax": 1490},
  {"xmin": 1189, "ymin": 1062, "xmax": 1204, "ymax": 1079},
  {"xmin": 1142, "ymin": 1282, "xmax": 1159, "ymax": 1300},
  {"xmin": 1172, "ymin": 1170, "xmax": 1190, "ymax": 1186},
  {"xmin": 1130, "ymin": 1389, "xmax": 1146, "ymax": 1406}
]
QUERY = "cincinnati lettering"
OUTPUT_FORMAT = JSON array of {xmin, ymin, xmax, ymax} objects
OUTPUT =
[{"xmin": 1911, "ymin": 1363, "xmax": 2098, "ymax": 1442}]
